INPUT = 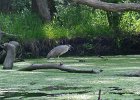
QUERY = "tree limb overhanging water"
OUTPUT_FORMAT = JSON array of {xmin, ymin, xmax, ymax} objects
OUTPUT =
[{"xmin": 72, "ymin": 0, "xmax": 140, "ymax": 12}]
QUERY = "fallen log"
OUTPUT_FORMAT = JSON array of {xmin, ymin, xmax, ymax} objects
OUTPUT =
[
  {"xmin": 18, "ymin": 63, "xmax": 103, "ymax": 74},
  {"xmin": 121, "ymin": 71, "xmax": 140, "ymax": 77}
]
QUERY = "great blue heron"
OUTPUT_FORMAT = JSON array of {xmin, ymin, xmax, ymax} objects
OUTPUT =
[{"xmin": 47, "ymin": 45, "xmax": 72, "ymax": 63}]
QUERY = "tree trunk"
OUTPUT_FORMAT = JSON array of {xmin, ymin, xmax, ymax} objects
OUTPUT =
[
  {"xmin": 103, "ymin": 0, "xmax": 123, "ymax": 36},
  {"xmin": 0, "ymin": 0, "xmax": 12, "ymax": 12},
  {"xmin": 72, "ymin": 0, "xmax": 140, "ymax": 12},
  {"xmin": 3, "ymin": 41, "xmax": 19, "ymax": 69},
  {"xmin": 18, "ymin": 63, "xmax": 103, "ymax": 74},
  {"xmin": 31, "ymin": 0, "xmax": 38, "ymax": 13},
  {"xmin": 106, "ymin": 12, "xmax": 122, "ymax": 36},
  {"xmin": 32, "ymin": 0, "xmax": 57, "ymax": 21},
  {"xmin": 3, "ymin": 43, "xmax": 16, "ymax": 69}
]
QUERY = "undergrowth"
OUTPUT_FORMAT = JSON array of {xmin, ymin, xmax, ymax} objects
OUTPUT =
[
  {"xmin": 0, "ymin": 5, "xmax": 140, "ymax": 41},
  {"xmin": 0, "ymin": 9, "xmax": 44, "ymax": 40}
]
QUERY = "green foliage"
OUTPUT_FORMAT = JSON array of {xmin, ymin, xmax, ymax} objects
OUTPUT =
[
  {"xmin": 43, "ymin": 23, "xmax": 70, "ymax": 39},
  {"xmin": 42, "ymin": 3, "xmax": 140, "ymax": 40},
  {"xmin": 1, "ymin": 1, "xmax": 140, "ymax": 40},
  {"xmin": 11, "ymin": 0, "xmax": 31, "ymax": 11},
  {"xmin": 0, "ymin": 10, "xmax": 44, "ymax": 40},
  {"xmin": 0, "ymin": 4, "xmax": 110, "ymax": 40},
  {"xmin": 41, "ymin": 5, "xmax": 111, "ymax": 39},
  {"xmin": 120, "ymin": 11, "xmax": 140, "ymax": 34}
]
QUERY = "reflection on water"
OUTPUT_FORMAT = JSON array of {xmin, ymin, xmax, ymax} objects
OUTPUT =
[{"xmin": 0, "ymin": 86, "xmax": 91, "ymax": 99}]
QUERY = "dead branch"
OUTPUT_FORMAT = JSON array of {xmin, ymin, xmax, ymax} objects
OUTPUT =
[
  {"xmin": 18, "ymin": 63, "xmax": 103, "ymax": 74},
  {"xmin": 98, "ymin": 89, "xmax": 101, "ymax": 100},
  {"xmin": 72, "ymin": 0, "xmax": 140, "ymax": 12},
  {"xmin": 121, "ymin": 71, "xmax": 140, "ymax": 77}
]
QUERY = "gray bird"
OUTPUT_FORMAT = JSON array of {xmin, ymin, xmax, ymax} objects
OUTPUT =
[{"xmin": 47, "ymin": 45, "xmax": 72, "ymax": 63}]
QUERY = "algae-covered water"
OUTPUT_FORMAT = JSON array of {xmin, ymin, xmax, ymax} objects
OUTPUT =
[{"xmin": 0, "ymin": 55, "xmax": 140, "ymax": 100}]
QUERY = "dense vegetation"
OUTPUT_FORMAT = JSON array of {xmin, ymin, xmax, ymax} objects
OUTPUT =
[
  {"xmin": 0, "ymin": 0, "xmax": 140, "ymax": 56},
  {"xmin": 0, "ymin": 0, "xmax": 140, "ymax": 39}
]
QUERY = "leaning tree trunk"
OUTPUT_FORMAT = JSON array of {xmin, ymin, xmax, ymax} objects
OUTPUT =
[
  {"xmin": 72, "ymin": 0, "xmax": 140, "ymax": 12},
  {"xmin": 32, "ymin": 0, "xmax": 56, "ymax": 21}
]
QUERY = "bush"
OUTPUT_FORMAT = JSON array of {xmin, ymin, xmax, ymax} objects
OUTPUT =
[
  {"xmin": 120, "ymin": 11, "xmax": 140, "ymax": 35},
  {"xmin": 1, "ymin": 3, "xmax": 140, "ymax": 41},
  {"xmin": 43, "ymin": 23, "xmax": 70, "ymax": 39},
  {"xmin": 0, "ymin": 10, "xmax": 44, "ymax": 40},
  {"xmin": 41, "ymin": 5, "xmax": 111, "ymax": 39},
  {"xmin": 11, "ymin": 0, "xmax": 31, "ymax": 11}
]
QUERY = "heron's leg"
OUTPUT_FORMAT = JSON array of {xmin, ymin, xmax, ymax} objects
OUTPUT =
[
  {"xmin": 58, "ymin": 56, "xmax": 63, "ymax": 65},
  {"xmin": 54, "ymin": 58, "xmax": 57, "ymax": 63},
  {"xmin": 58, "ymin": 56, "xmax": 60, "ymax": 63},
  {"xmin": 59, "ymin": 56, "xmax": 63, "ymax": 65}
]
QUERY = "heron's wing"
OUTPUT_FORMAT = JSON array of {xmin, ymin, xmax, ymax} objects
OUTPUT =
[
  {"xmin": 47, "ymin": 45, "xmax": 69, "ymax": 59},
  {"xmin": 47, "ymin": 47, "xmax": 61, "ymax": 58},
  {"xmin": 47, "ymin": 49, "xmax": 55, "ymax": 58}
]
